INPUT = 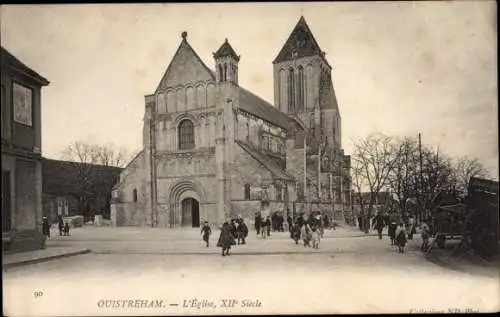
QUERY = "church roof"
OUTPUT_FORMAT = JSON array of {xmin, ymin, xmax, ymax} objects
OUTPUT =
[
  {"xmin": 272, "ymin": 16, "xmax": 328, "ymax": 66},
  {"xmin": 213, "ymin": 39, "xmax": 240, "ymax": 61},
  {"xmin": 42, "ymin": 158, "xmax": 122, "ymax": 197},
  {"xmin": 1, "ymin": 46, "xmax": 50, "ymax": 85},
  {"xmin": 238, "ymin": 87, "xmax": 291, "ymax": 130},
  {"xmin": 236, "ymin": 141, "xmax": 294, "ymax": 181}
]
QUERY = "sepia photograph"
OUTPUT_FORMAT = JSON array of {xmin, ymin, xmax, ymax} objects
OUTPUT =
[{"xmin": 1, "ymin": 1, "xmax": 499, "ymax": 315}]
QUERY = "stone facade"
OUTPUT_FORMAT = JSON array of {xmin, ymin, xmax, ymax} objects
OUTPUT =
[
  {"xmin": 111, "ymin": 17, "xmax": 352, "ymax": 228},
  {"xmin": 1, "ymin": 46, "xmax": 49, "ymax": 252}
]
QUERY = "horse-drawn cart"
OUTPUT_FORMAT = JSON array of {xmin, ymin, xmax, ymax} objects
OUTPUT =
[{"xmin": 429, "ymin": 204, "xmax": 466, "ymax": 249}]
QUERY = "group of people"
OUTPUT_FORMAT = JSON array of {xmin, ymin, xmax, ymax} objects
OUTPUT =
[
  {"xmin": 200, "ymin": 216, "xmax": 249, "ymax": 256},
  {"xmin": 289, "ymin": 212, "xmax": 324, "ymax": 249},
  {"xmin": 42, "ymin": 215, "xmax": 70, "ymax": 238},
  {"xmin": 372, "ymin": 212, "xmax": 431, "ymax": 254}
]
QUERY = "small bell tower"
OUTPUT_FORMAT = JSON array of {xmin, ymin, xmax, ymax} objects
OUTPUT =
[{"xmin": 213, "ymin": 38, "xmax": 240, "ymax": 86}]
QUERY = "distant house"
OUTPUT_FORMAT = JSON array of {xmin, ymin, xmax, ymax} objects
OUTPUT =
[
  {"xmin": 42, "ymin": 158, "xmax": 122, "ymax": 222},
  {"xmin": 2, "ymin": 46, "xmax": 50, "ymax": 252}
]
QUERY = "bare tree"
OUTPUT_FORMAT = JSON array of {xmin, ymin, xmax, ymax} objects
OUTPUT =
[
  {"xmin": 60, "ymin": 141, "xmax": 130, "ymax": 220},
  {"xmin": 387, "ymin": 137, "xmax": 420, "ymax": 213},
  {"xmin": 351, "ymin": 133, "xmax": 397, "ymax": 232},
  {"xmin": 454, "ymin": 156, "xmax": 490, "ymax": 195}
]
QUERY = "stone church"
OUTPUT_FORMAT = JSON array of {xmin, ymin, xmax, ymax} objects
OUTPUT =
[{"xmin": 111, "ymin": 17, "xmax": 352, "ymax": 228}]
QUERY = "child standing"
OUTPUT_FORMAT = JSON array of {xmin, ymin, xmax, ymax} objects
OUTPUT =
[
  {"xmin": 201, "ymin": 221, "xmax": 212, "ymax": 247},
  {"xmin": 395, "ymin": 222, "xmax": 407, "ymax": 253}
]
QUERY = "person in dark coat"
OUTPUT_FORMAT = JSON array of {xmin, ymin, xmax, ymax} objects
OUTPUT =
[
  {"xmin": 395, "ymin": 223, "xmax": 407, "ymax": 253},
  {"xmin": 271, "ymin": 212, "xmax": 278, "ymax": 232},
  {"xmin": 323, "ymin": 216, "xmax": 330, "ymax": 230},
  {"xmin": 217, "ymin": 222, "xmax": 236, "ymax": 256},
  {"xmin": 296, "ymin": 214, "xmax": 305, "ymax": 229},
  {"xmin": 236, "ymin": 219, "xmax": 248, "ymax": 245},
  {"xmin": 201, "ymin": 221, "xmax": 212, "ymax": 247},
  {"xmin": 254, "ymin": 213, "xmax": 261, "ymax": 236},
  {"xmin": 290, "ymin": 224, "xmax": 301, "ymax": 244},
  {"xmin": 230, "ymin": 219, "xmax": 238, "ymax": 239},
  {"xmin": 388, "ymin": 220, "xmax": 398, "ymax": 245},
  {"xmin": 374, "ymin": 213, "xmax": 385, "ymax": 239},
  {"xmin": 287, "ymin": 214, "xmax": 293, "ymax": 232},
  {"xmin": 42, "ymin": 217, "xmax": 51, "ymax": 238},
  {"xmin": 63, "ymin": 222, "xmax": 70, "ymax": 236},
  {"xmin": 58, "ymin": 216, "xmax": 64, "ymax": 236},
  {"xmin": 265, "ymin": 216, "xmax": 271, "ymax": 237}
]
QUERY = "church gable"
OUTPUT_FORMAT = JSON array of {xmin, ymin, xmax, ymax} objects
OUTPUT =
[{"xmin": 156, "ymin": 33, "xmax": 215, "ymax": 91}]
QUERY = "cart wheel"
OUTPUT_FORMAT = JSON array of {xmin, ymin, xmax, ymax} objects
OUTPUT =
[{"xmin": 437, "ymin": 234, "xmax": 446, "ymax": 249}]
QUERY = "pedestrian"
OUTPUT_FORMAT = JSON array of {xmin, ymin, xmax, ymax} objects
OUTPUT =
[
  {"xmin": 236, "ymin": 219, "xmax": 248, "ymax": 245},
  {"xmin": 278, "ymin": 213, "xmax": 284, "ymax": 232},
  {"xmin": 287, "ymin": 213, "xmax": 293, "ymax": 233},
  {"xmin": 230, "ymin": 219, "xmax": 238, "ymax": 239},
  {"xmin": 388, "ymin": 220, "xmax": 397, "ymax": 245},
  {"xmin": 323, "ymin": 216, "xmax": 330, "ymax": 231},
  {"xmin": 407, "ymin": 216, "xmax": 416, "ymax": 240},
  {"xmin": 42, "ymin": 217, "xmax": 51, "ymax": 238},
  {"xmin": 58, "ymin": 216, "xmax": 64, "ymax": 236},
  {"xmin": 217, "ymin": 221, "xmax": 236, "ymax": 256},
  {"xmin": 311, "ymin": 224, "xmax": 321, "ymax": 249},
  {"xmin": 200, "ymin": 221, "xmax": 212, "ymax": 247},
  {"xmin": 395, "ymin": 222, "xmax": 407, "ymax": 253},
  {"xmin": 296, "ymin": 213, "xmax": 305, "ymax": 229},
  {"xmin": 290, "ymin": 223, "xmax": 301, "ymax": 244},
  {"xmin": 420, "ymin": 222, "xmax": 430, "ymax": 252},
  {"xmin": 63, "ymin": 221, "xmax": 70, "ymax": 236},
  {"xmin": 265, "ymin": 216, "xmax": 271, "ymax": 238},
  {"xmin": 374, "ymin": 213, "xmax": 385, "ymax": 239},
  {"xmin": 255, "ymin": 212, "xmax": 261, "ymax": 236},
  {"xmin": 301, "ymin": 223, "xmax": 312, "ymax": 247}
]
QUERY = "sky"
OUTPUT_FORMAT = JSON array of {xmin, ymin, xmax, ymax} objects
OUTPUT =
[{"xmin": 1, "ymin": 2, "xmax": 498, "ymax": 177}]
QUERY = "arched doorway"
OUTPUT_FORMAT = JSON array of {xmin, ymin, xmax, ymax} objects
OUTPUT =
[{"xmin": 181, "ymin": 198, "xmax": 200, "ymax": 227}]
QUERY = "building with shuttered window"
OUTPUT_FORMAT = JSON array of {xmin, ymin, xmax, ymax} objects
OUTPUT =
[{"xmin": 1, "ymin": 46, "xmax": 49, "ymax": 252}]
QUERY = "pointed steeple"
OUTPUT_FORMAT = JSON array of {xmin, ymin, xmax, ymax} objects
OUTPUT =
[
  {"xmin": 213, "ymin": 38, "xmax": 240, "ymax": 61},
  {"xmin": 273, "ymin": 16, "xmax": 324, "ymax": 64}
]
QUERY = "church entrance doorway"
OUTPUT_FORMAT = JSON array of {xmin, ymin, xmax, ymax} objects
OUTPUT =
[{"xmin": 181, "ymin": 198, "xmax": 200, "ymax": 227}]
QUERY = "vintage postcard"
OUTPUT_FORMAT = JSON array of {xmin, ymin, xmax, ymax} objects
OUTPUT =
[{"xmin": 1, "ymin": 2, "xmax": 499, "ymax": 316}]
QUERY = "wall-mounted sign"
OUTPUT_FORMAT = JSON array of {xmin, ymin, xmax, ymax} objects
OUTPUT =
[{"xmin": 13, "ymin": 82, "xmax": 33, "ymax": 127}]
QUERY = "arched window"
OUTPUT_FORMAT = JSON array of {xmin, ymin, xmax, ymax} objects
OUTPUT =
[
  {"xmin": 219, "ymin": 64, "xmax": 223, "ymax": 82},
  {"xmin": 178, "ymin": 119, "xmax": 195, "ymax": 150},
  {"xmin": 223, "ymin": 63, "xmax": 227, "ymax": 82},
  {"xmin": 288, "ymin": 68, "xmax": 295, "ymax": 113},
  {"xmin": 297, "ymin": 66, "xmax": 304, "ymax": 112},
  {"xmin": 133, "ymin": 189, "xmax": 138, "ymax": 202},
  {"xmin": 244, "ymin": 184, "xmax": 251, "ymax": 200}
]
